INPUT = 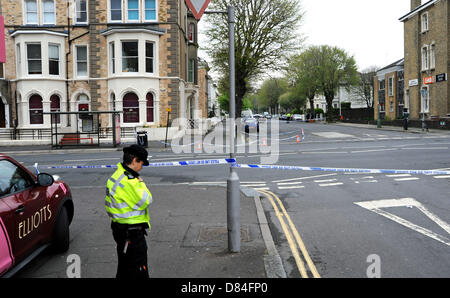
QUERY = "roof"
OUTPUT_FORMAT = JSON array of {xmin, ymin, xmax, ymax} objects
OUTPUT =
[
  {"xmin": 100, "ymin": 26, "xmax": 166, "ymax": 36},
  {"xmin": 376, "ymin": 59, "xmax": 404, "ymax": 79},
  {"xmin": 399, "ymin": 0, "xmax": 439, "ymax": 22}
]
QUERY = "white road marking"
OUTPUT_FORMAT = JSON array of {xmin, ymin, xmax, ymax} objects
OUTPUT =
[
  {"xmin": 272, "ymin": 173, "xmax": 337, "ymax": 183},
  {"xmin": 386, "ymin": 174, "xmax": 411, "ymax": 178},
  {"xmin": 318, "ymin": 182, "xmax": 344, "ymax": 187},
  {"xmin": 394, "ymin": 177, "xmax": 420, "ymax": 181},
  {"xmin": 277, "ymin": 181, "xmax": 303, "ymax": 186},
  {"xmin": 312, "ymin": 132, "xmax": 355, "ymax": 138},
  {"xmin": 434, "ymin": 175, "xmax": 450, "ymax": 179},
  {"xmin": 314, "ymin": 179, "xmax": 337, "ymax": 183},
  {"xmin": 355, "ymin": 198, "xmax": 450, "ymax": 247},
  {"xmin": 278, "ymin": 185, "xmax": 305, "ymax": 190}
]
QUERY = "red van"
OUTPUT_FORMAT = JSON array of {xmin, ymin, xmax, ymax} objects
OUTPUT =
[{"xmin": 0, "ymin": 154, "xmax": 73, "ymax": 277}]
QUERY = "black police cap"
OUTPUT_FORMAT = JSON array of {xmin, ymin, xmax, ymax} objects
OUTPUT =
[{"xmin": 123, "ymin": 144, "xmax": 150, "ymax": 166}]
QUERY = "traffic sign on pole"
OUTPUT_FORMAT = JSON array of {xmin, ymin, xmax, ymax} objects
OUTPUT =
[{"xmin": 185, "ymin": 0, "xmax": 211, "ymax": 20}]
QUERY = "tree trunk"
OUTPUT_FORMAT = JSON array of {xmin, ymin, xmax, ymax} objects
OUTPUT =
[
  {"xmin": 326, "ymin": 98, "xmax": 334, "ymax": 122},
  {"xmin": 309, "ymin": 97, "xmax": 315, "ymax": 119}
]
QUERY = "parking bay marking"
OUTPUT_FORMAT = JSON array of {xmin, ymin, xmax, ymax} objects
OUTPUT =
[{"xmin": 355, "ymin": 198, "xmax": 450, "ymax": 247}]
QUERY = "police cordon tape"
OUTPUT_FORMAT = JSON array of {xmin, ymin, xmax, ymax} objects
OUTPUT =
[
  {"xmin": 42, "ymin": 158, "xmax": 450, "ymax": 175},
  {"xmin": 232, "ymin": 163, "xmax": 450, "ymax": 176},
  {"xmin": 44, "ymin": 158, "xmax": 236, "ymax": 169}
]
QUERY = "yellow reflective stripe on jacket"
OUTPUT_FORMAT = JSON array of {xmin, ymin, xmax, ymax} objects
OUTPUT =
[{"xmin": 105, "ymin": 163, "xmax": 152, "ymax": 226}]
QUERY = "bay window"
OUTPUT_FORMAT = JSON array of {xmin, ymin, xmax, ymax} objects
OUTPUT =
[
  {"xmin": 27, "ymin": 43, "xmax": 42, "ymax": 75},
  {"xmin": 122, "ymin": 41, "xmax": 138, "ymax": 72}
]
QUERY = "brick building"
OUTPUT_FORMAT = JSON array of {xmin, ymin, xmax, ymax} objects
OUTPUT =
[
  {"xmin": 400, "ymin": 0, "xmax": 449, "ymax": 120},
  {"xmin": 0, "ymin": 0, "xmax": 199, "ymax": 133},
  {"xmin": 373, "ymin": 59, "xmax": 405, "ymax": 120}
]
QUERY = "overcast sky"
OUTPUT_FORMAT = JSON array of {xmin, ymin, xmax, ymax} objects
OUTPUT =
[
  {"xmin": 299, "ymin": 0, "xmax": 411, "ymax": 71},
  {"xmin": 198, "ymin": 0, "xmax": 412, "ymax": 79}
]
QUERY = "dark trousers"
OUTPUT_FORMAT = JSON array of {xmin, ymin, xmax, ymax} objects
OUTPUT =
[{"xmin": 111, "ymin": 222, "xmax": 149, "ymax": 278}]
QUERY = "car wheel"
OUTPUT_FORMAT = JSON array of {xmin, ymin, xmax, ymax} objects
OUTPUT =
[{"xmin": 51, "ymin": 207, "xmax": 70, "ymax": 253}]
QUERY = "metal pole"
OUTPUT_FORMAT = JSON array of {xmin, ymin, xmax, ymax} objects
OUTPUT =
[{"xmin": 226, "ymin": 6, "xmax": 240, "ymax": 253}]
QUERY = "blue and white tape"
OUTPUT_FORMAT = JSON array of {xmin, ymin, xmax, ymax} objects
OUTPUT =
[
  {"xmin": 45, "ymin": 158, "xmax": 236, "ymax": 169},
  {"xmin": 232, "ymin": 163, "xmax": 450, "ymax": 176}
]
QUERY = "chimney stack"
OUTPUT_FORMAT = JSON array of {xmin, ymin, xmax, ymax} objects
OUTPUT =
[{"xmin": 411, "ymin": 0, "xmax": 422, "ymax": 10}]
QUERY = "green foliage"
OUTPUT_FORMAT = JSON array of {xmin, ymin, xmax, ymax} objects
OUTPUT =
[{"xmin": 204, "ymin": 0, "xmax": 303, "ymax": 118}]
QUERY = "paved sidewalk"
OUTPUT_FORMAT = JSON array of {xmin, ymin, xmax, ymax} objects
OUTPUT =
[
  {"xmin": 334, "ymin": 121, "xmax": 450, "ymax": 134},
  {"xmin": 15, "ymin": 184, "xmax": 279, "ymax": 278}
]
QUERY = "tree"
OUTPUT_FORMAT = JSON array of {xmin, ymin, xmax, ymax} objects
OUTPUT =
[
  {"xmin": 350, "ymin": 66, "xmax": 379, "ymax": 109},
  {"xmin": 203, "ymin": 0, "xmax": 303, "ymax": 118},
  {"xmin": 314, "ymin": 45, "xmax": 359, "ymax": 122},
  {"xmin": 259, "ymin": 78, "xmax": 288, "ymax": 114},
  {"xmin": 285, "ymin": 47, "xmax": 322, "ymax": 119}
]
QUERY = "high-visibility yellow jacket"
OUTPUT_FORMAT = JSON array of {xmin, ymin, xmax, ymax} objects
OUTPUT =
[{"xmin": 105, "ymin": 163, "xmax": 152, "ymax": 227}]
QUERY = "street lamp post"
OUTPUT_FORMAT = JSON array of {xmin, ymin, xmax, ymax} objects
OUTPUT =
[
  {"xmin": 421, "ymin": 88, "xmax": 427, "ymax": 132},
  {"xmin": 204, "ymin": 6, "xmax": 240, "ymax": 253}
]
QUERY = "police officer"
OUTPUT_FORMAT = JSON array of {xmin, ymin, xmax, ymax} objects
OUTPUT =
[{"xmin": 105, "ymin": 144, "xmax": 152, "ymax": 278}]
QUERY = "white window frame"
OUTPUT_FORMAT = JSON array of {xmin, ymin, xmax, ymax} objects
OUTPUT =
[
  {"xmin": 421, "ymin": 12, "xmax": 429, "ymax": 33},
  {"xmin": 16, "ymin": 44, "xmax": 22, "ymax": 77},
  {"xmin": 24, "ymin": 0, "xmax": 39, "ymax": 25},
  {"xmin": 126, "ymin": 0, "xmax": 141, "ymax": 22},
  {"xmin": 41, "ymin": 0, "xmax": 56, "ymax": 25},
  {"xmin": 388, "ymin": 76, "xmax": 394, "ymax": 97},
  {"xmin": 109, "ymin": 0, "xmax": 123, "ymax": 23},
  {"xmin": 421, "ymin": 86, "xmax": 430, "ymax": 113},
  {"xmin": 421, "ymin": 45, "xmax": 429, "ymax": 71},
  {"xmin": 145, "ymin": 41, "xmax": 154, "ymax": 73},
  {"xmin": 121, "ymin": 40, "xmax": 139, "ymax": 73},
  {"xmin": 26, "ymin": 42, "xmax": 42, "ymax": 76},
  {"xmin": 188, "ymin": 23, "xmax": 195, "ymax": 42},
  {"xmin": 109, "ymin": 42, "xmax": 116, "ymax": 75},
  {"xmin": 144, "ymin": 0, "xmax": 157, "ymax": 22},
  {"xmin": 430, "ymin": 43, "xmax": 436, "ymax": 70},
  {"xmin": 74, "ymin": 44, "xmax": 89, "ymax": 78},
  {"xmin": 74, "ymin": 0, "xmax": 88, "ymax": 25},
  {"xmin": 48, "ymin": 43, "xmax": 60, "ymax": 76}
]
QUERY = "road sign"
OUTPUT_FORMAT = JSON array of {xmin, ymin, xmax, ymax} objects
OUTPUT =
[
  {"xmin": 436, "ymin": 73, "xmax": 447, "ymax": 83},
  {"xmin": 185, "ymin": 0, "xmax": 211, "ymax": 20},
  {"xmin": 424, "ymin": 76, "xmax": 434, "ymax": 85}
]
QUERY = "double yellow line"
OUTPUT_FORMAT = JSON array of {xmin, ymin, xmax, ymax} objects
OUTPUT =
[{"xmin": 258, "ymin": 189, "xmax": 320, "ymax": 278}]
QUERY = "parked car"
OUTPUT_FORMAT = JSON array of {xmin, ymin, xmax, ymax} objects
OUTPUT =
[
  {"xmin": 292, "ymin": 114, "xmax": 305, "ymax": 121},
  {"xmin": 244, "ymin": 117, "xmax": 260, "ymax": 134},
  {"xmin": 279, "ymin": 114, "xmax": 288, "ymax": 121},
  {"xmin": 0, "ymin": 154, "xmax": 74, "ymax": 277}
]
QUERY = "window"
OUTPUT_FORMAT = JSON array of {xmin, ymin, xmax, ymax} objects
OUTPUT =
[
  {"xmin": 144, "ymin": 0, "xmax": 157, "ymax": 21},
  {"xmin": 0, "ymin": 160, "xmax": 34, "ymax": 197},
  {"xmin": 48, "ymin": 44, "xmax": 60, "ymax": 75},
  {"xmin": 389, "ymin": 101, "xmax": 394, "ymax": 113},
  {"xmin": 110, "ymin": 42, "xmax": 116, "ymax": 74},
  {"xmin": 188, "ymin": 59, "xmax": 195, "ymax": 82},
  {"xmin": 75, "ymin": 0, "xmax": 88, "ymax": 24},
  {"xmin": 379, "ymin": 79, "xmax": 385, "ymax": 90},
  {"xmin": 42, "ymin": 0, "xmax": 55, "ymax": 24},
  {"xmin": 188, "ymin": 23, "xmax": 195, "ymax": 42},
  {"xmin": 430, "ymin": 43, "xmax": 436, "ymax": 69},
  {"xmin": 123, "ymin": 92, "xmax": 139, "ymax": 123},
  {"xmin": 146, "ymin": 92, "xmax": 154, "ymax": 122},
  {"xmin": 25, "ymin": 0, "xmax": 38, "ymax": 24},
  {"xmin": 16, "ymin": 44, "xmax": 22, "ymax": 77},
  {"xmin": 422, "ymin": 45, "xmax": 429, "ymax": 71},
  {"xmin": 76, "ymin": 45, "xmax": 88, "ymax": 77},
  {"xmin": 27, "ymin": 43, "xmax": 42, "ymax": 75},
  {"xmin": 388, "ymin": 77, "xmax": 394, "ymax": 97},
  {"xmin": 421, "ymin": 86, "xmax": 429, "ymax": 113},
  {"xmin": 122, "ymin": 41, "xmax": 138, "ymax": 72},
  {"xmin": 110, "ymin": 0, "xmax": 122, "ymax": 21},
  {"xmin": 127, "ymin": 0, "xmax": 140, "ymax": 21},
  {"xmin": 421, "ymin": 12, "xmax": 428, "ymax": 32},
  {"xmin": 29, "ymin": 94, "xmax": 43, "ymax": 124},
  {"xmin": 50, "ymin": 94, "xmax": 61, "ymax": 124},
  {"xmin": 145, "ymin": 41, "xmax": 154, "ymax": 73},
  {"xmin": 0, "ymin": 63, "xmax": 3, "ymax": 78}
]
